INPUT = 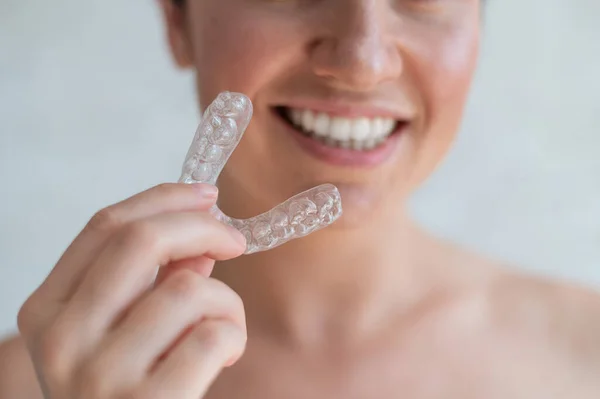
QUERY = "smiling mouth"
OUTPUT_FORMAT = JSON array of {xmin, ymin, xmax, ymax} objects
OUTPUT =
[{"xmin": 274, "ymin": 106, "xmax": 407, "ymax": 151}]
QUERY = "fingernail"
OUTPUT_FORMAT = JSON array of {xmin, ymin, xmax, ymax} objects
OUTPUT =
[
  {"xmin": 227, "ymin": 225, "xmax": 247, "ymax": 247},
  {"xmin": 192, "ymin": 183, "xmax": 218, "ymax": 199}
]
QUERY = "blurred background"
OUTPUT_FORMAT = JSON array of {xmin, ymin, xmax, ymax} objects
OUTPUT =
[{"xmin": 0, "ymin": 0, "xmax": 598, "ymax": 336}]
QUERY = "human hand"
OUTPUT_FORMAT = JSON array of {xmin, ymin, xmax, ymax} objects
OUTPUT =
[{"xmin": 18, "ymin": 183, "xmax": 248, "ymax": 399}]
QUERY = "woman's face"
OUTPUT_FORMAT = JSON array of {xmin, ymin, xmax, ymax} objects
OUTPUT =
[{"xmin": 161, "ymin": 0, "xmax": 481, "ymax": 226}]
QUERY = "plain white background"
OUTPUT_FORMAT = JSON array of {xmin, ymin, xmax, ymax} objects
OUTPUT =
[{"xmin": 1, "ymin": 0, "xmax": 599, "ymax": 336}]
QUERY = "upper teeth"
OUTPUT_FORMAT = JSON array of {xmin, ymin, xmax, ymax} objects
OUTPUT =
[{"xmin": 287, "ymin": 109, "xmax": 397, "ymax": 142}]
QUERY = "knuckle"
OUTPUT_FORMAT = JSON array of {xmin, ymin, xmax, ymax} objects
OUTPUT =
[
  {"xmin": 17, "ymin": 296, "xmax": 38, "ymax": 335},
  {"xmin": 195, "ymin": 321, "xmax": 228, "ymax": 349},
  {"xmin": 197, "ymin": 320, "xmax": 246, "ymax": 354},
  {"xmin": 225, "ymin": 324, "xmax": 247, "ymax": 357},
  {"xmin": 210, "ymin": 278, "xmax": 244, "ymax": 309},
  {"xmin": 163, "ymin": 270, "xmax": 205, "ymax": 301},
  {"xmin": 228, "ymin": 290, "xmax": 245, "ymax": 315},
  {"xmin": 117, "ymin": 220, "xmax": 160, "ymax": 250},
  {"xmin": 231, "ymin": 322, "xmax": 248, "ymax": 347},
  {"xmin": 206, "ymin": 278, "xmax": 246, "ymax": 322},
  {"xmin": 153, "ymin": 182, "xmax": 179, "ymax": 197},
  {"xmin": 87, "ymin": 206, "xmax": 120, "ymax": 232}
]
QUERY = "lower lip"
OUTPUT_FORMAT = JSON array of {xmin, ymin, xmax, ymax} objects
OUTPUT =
[{"xmin": 274, "ymin": 111, "xmax": 404, "ymax": 167}]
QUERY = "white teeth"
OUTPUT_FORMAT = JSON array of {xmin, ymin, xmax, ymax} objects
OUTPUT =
[
  {"xmin": 313, "ymin": 113, "xmax": 330, "ymax": 137},
  {"xmin": 301, "ymin": 110, "xmax": 315, "ymax": 132},
  {"xmin": 351, "ymin": 118, "xmax": 371, "ymax": 141},
  {"xmin": 286, "ymin": 108, "xmax": 397, "ymax": 149},
  {"xmin": 290, "ymin": 109, "xmax": 303, "ymax": 126},
  {"xmin": 373, "ymin": 118, "xmax": 384, "ymax": 135},
  {"xmin": 384, "ymin": 118, "xmax": 395, "ymax": 132},
  {"xmin": 330, "ymin": 117, "xmax": 351, "ymax": 141}
]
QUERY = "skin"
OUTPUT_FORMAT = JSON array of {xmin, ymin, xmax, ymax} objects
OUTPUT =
[{"xmin": 1, "ymin": 0, "xmax": 600, "ymax": 398}]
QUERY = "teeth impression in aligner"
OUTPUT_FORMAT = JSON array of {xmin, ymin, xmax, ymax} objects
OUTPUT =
[{"xmin": 178, "ymin": 92, "xmax": 343, "ymax": 254}]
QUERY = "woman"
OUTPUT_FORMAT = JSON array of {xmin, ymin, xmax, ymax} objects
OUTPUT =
[{"xmin": 1, "ymin": 0, "xmax": 599, "ymax": 397}]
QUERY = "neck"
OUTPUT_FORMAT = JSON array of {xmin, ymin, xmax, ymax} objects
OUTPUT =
[{"xmin": 212, "ymin": 204, "xmax": 456, "ymax": 346}]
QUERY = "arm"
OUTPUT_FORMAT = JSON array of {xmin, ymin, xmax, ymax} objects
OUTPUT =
[{"xmin": 0, "ymin": 334, "xmax": 43, "ymax": 399}]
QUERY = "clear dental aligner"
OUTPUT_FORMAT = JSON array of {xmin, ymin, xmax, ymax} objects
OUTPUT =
[{"xmin": 179, "ymin": 92, "xmax": 343, "ymax": 254}]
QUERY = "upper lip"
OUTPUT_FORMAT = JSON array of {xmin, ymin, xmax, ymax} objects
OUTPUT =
[{"xmin": 274, "ymin": 99, "xmax": 415, "ymax": 121}]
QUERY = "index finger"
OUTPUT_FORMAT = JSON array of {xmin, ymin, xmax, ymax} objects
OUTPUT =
[{"xmin": 36, "ymin": 183, "xmax": 219, "ymax": 303}]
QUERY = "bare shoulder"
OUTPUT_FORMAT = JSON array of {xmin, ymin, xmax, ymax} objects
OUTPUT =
[
  {"xmin": 484, "ymin": 267, "xmax": 600, "ymax": 371},
  {"xmin": 488, "ymin": 269, "xmax": 600, "ymax": 337},
  {"xmin": 435, "ymin": 238, "xmax": 600, "ymax": 356},
  {"xmin": 427, "ymin": 238, "xmax": 600, "ymax": 396},
  {"xmin": 440, "ymin": 242, "xmax": 600, "ymax": 393},
  {"xmin": 441, "ymin": 242, "xmax": 600, "ymax": 354}
]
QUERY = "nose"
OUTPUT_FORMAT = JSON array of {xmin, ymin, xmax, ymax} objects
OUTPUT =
[{"xmin": 310, "ymin": 1, "xmax": 403, "ymax": 92}]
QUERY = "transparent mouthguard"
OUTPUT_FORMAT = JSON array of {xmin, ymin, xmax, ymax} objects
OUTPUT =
[{"xmin": 178, "ymin": 92, "xmax": 343, "ymax": 254}]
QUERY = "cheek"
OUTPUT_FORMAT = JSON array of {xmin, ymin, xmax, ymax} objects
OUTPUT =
[
  {"xmin": 189, "ymin": 5, "xmax": 300, "ymax": 110},
  {"xmin": 414, "ymin": 23, "xmax": 480, "ymax": 131},
  {"xmin": 186, "ymin": 4, "xmax": 309, "ymax": 199},
  {"xmin": 401, "ymin": 18, "xmax": 480, "ymax": 185}
]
